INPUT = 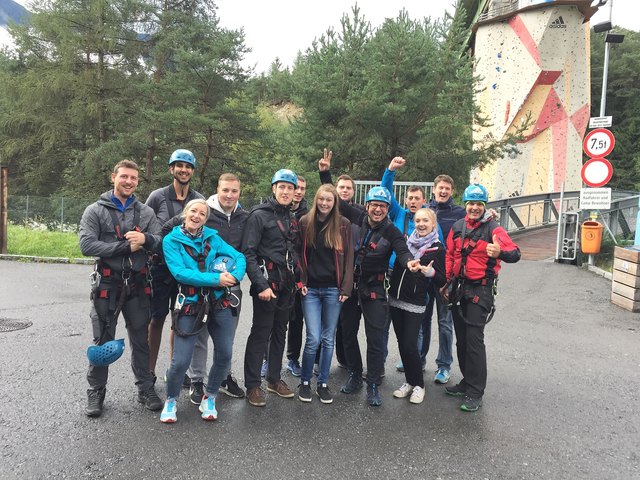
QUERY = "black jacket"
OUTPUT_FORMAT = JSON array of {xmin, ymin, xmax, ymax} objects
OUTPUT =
[
  {"xmin": 291, "ymin": 198, "xmax": 309, "ymax": 220},
  {"xmin": 204, "ymin": 197, "xmax": 249, "ymax": 250},
  {"xmin": 241, "ymin": 197, "xmax": 300, "ymax": 293},
  {"xmin": 338, "ymin": 200, "xmax": 413, "ymax": 295},
  {"xmin": 389, "ymin": 241, "xmax": 446, "ymax": 307}
]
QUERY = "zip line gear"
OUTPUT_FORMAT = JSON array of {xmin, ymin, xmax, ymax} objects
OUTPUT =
[
  {"xmin": 462, "ymin": 184, "xmax": 489, "ymax": 203},
  {"xmin": 87, "ymin": 338, "xmax": 125, "ymax": 366},
  {"xmin": 271, "ymin": 169, "xmax": 298, "ymax": 187},
  {"xmin": 168, "ymin": 149, "xmax": 196, "ymax": 167},
  {"xmin": 365, "ymin": 186, "xmax": 392, "ymax": 205}
]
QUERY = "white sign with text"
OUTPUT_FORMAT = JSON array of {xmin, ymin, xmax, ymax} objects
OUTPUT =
[{"xmin": 579, "ymin": 188, "xmax": 612, "ymax": 210}]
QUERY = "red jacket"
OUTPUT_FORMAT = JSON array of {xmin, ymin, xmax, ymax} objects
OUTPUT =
[{"xmin": 445, "ymin": 216, "xmax": 520, "ymax": 282}]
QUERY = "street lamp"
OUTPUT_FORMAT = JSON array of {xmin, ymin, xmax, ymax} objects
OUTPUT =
[{"xmin": 592, "ymin": 3, "xmax": 625, "ymax": 117}]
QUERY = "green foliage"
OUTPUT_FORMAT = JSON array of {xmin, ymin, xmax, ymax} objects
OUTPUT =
[
  {"xmin": 7, "ymin": 224, "xmax": 86, "ymax": 258},
  {"xmin": 590, "ymin": 28, "xmax": 640, "ymax": 190},
  {"xmin": 0, "ymin": 0, "xmax": 257, "ymax": 199},
  {"xmin": 2, "ymin": 0, "xmax": 634, "ymax": 205},
  {"xmin": 281, "ymin": 5, "xmax": 513, "ymax": 191}
]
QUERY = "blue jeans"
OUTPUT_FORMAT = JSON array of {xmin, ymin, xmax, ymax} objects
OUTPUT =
[
  {"xmin": 420, "ymin": 287, "xmax": 454, "ymax": 370},
  {"xmin": 166, "ymin": 307, "xmax": 235, "ymax": 399},
  {"xmin": 300, "ymin": 287, "xmax": 342, "ymax": 384}
]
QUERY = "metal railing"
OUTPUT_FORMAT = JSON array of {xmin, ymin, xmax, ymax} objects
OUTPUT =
[
  {"xmin": 478, "ymin": 1, "xmax": 558, "ymax": 23},
  {"xmin": 354, "ymin": 180, "xmax": 434, "ymax": 206},
  {"xmin": 6, "ymin": 189, "xmax": 639, "ymax": 239},
  {"xmin": 487, "ymin": 190, "xmax": 639, "ymax": 238}
]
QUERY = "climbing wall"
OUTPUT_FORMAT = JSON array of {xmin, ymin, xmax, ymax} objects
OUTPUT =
[{"xmin": 472, "ymin": 4, "xmax": 591, "ymax": 199}]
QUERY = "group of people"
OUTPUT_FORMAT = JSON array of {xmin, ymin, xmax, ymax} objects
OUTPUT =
[{"xmin": 78, "ymin": 148, "xmax": 520, "ymax": 423}]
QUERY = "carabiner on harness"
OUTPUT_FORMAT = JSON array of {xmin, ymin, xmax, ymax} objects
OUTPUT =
[
  {"xmin": 175, "ymin": 291, "xmax": 186, "ymax": 311},
  {"xmin": 226, "ymin": 288, "xmax": 241, "ymax": 308},
  {"xmin": 121, "ymin": 257, "xmax": 133, "ymax": 294},
  {"xmin": 285, "ymin": 251, "xmax": 295, "ymax": 276},
  {"xmin": 200, "ymin": 291, "xmax": 210, "ymax": 323},
  {"xmin": 383, "ymin": 271, "xmax": 390, "ymax": 294},
  {"xmin": 259, "ymin": 259, "xmax": 269, "ymax": 280},
  {"xmin": 89, "ymin": 266, "xmax": 101, "ymax": 293}
]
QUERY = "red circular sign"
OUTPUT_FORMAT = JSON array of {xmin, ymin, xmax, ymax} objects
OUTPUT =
[
  {"xmin": 581, "ymin": 158, "xmax": 613, "ymax": 187},
  {"xmin": 583, "ymin": 128, "xmax": 615, "ymax": 158}
]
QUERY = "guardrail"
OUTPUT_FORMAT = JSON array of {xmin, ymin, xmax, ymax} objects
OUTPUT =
[{"xmin": 487, "ymin": 190, "xmax": 639, "ymax": 238}]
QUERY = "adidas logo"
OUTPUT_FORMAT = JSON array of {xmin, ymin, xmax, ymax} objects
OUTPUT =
[{"xmin": 549, "ymin": 16, "xmax": 567, "ymax": 29}]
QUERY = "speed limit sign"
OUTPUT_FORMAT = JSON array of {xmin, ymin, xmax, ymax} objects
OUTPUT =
[{"xmin": 583, "ymin": 128, "xmax": 615, "ymax": 158}]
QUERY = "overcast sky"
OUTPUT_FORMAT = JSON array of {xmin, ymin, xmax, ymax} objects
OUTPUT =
[
  {"xmin": 215, "ymin": 0, "xmax": 639, "ymax": 73},
  {"xmin": 6, "ymin": 1, "xmax": 638, "ymax": 74}
]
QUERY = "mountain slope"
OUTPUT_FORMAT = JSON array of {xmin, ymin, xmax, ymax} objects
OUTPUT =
[{"xmin": 0, "ymin": 0, "xmax": 29, "ymax": 27}]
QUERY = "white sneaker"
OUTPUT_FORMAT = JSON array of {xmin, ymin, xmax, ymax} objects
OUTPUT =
[
  {"xmin": 160, "ymin": 397, "xmax": 177, "ymax": 423},
  {"xmin": 409, "ymin": 386, "xmax": 425, "ymax": 404},
  {"xmin": 393, "ymin": 383, "xmax": 414, "ymax": 398}
]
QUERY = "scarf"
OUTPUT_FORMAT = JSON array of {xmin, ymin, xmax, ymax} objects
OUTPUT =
[
  {"xmin": 406, "ymin": 228, "xmax": 439, "ymax": 260},
  {"xmin": 180, "ymin": 224, "xmax": 204, "ymax": 240}
]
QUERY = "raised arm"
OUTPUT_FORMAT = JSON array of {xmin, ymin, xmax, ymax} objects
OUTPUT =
[
  {"xmin": 318, "ymin": 148, "xmax": 333, "ymax": 185},
  {"xmin": 381, "ymin": 157, "xmax": 406, "ymax": 222}
]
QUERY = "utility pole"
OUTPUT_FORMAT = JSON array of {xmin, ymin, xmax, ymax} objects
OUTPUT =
[{"xmin": 0, "ymin": 167, "xmax": 8, "ymax": 254}]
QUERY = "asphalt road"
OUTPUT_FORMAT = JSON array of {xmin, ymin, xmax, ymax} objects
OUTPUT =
[{"xmin": 0, "ymin": 259, "xmax": 638, "ymax": 479}]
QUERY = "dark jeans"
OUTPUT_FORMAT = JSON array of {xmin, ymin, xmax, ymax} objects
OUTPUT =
[
  {"xmin": 340, "ymin": 294, "xmax": 363, "ymax": 374},
  {"xmin": 149, "ymin": 264, "xmax": 177, "ymax": 323},
  {"xmin": 335, "ymin": 316, "xmax": 346, "ymax": 365},
  {"xmin": 390, "ymin": 306, "xmax": 424, "ymax": 388},
  {"xmin": 244, "ymin": 290, "xmax": 294, "ymax": 389},
  {"xmin": 286, "ymin": 291, "xmax": 304, "ymax": 362},
  {"xmin": 87, "ymin": 293, "xmax": 153, "ymax": 391},
  {"xmin": 452, "ymin": 300, "xmax": 488, "ymax": 398},
  {"xmin": 342, "ymin": 292, "xmax": 387, "ymax": 385}
]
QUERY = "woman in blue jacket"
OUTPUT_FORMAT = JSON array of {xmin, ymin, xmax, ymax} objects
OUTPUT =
[{"xmin": 160, "ymin": 199, "xmax": 246, "ymax": 423}]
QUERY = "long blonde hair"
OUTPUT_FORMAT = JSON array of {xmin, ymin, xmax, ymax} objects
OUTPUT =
[{"xmin": 305, "ymin": 184, "xmax": 343, "ymax": 251}]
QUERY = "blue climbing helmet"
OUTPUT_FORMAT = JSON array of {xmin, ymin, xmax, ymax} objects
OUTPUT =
[
  {"xmin": 210, "ymin": 255, "xmax": 237, "ymax": 274},
  {"xmin": 365, "ymin": 186, "xmax": 392, "ymax": 205},
  {"xmin": 87, "ymin": 338, "xmax": 125, "ymax": 367},
  {"xmin": 462, "ymin": 184, "xmax": 489, "ymax": 203},
  {"xmin": 271, "ymin": 169, "xmax": 298, "ymax": 187},
  {"xmin": 168, "ymin": 149, "xmax": 196, "ymax": 168}
]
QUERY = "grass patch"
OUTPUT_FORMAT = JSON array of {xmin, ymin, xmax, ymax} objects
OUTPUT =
[
  {"xmin": 7, "ymin": 224, "xmax": 87, "ymax": 259},
  {"xmin": 593, "ymin": 233, "xmax": 635, "ymax": 272}
]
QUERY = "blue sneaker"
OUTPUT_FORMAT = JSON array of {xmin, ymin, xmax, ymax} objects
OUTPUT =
[
  {"xmin": 367, "ymin": 383, "xmax": 382, "ymax": 407},
  {"xmin": 261, "ymin": 360, "xmax": 268, "ymax": 378},
  {"xmin": 286, "ymin": 359, "xmax": 302, "ymax": 377},
  {"xmin": 199, "ymin": 395, "xmax": 218, "ymax": 421},
  {"xmin": 434, "ymin": 368, "xmax": 450, "ymax": 384},
  {"xmin": 160, "ymin": 397, "xmax": 177, "ymax": 423}
]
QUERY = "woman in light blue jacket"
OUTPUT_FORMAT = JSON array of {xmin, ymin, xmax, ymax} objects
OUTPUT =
[{"xmin": 160, "ymin": 199, "xmax": 246, "ymax": 423}]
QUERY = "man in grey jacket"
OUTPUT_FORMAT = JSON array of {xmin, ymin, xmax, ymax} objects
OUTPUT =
[{"xmin": 79, "ymin": 160, "xmax": 164, "ymax": 417}]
